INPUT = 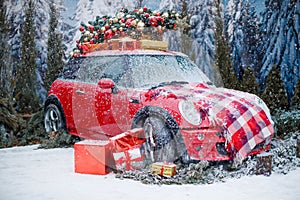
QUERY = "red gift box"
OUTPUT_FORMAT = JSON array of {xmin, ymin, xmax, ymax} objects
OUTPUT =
[
  {"xmin": 117, "ymin": 38, "xmax": 141, "ymax": 50},
  {"xmin": 110, "ymin": 128, "xmax": 146, "ymax": 171},
  {"xmin": 74, "ymin": 140, "xmax": 114, "ymax": 175}
]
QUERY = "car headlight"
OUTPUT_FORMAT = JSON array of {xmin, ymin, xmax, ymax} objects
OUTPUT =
[{"xmin": 178, "ymin": 100, "xmax": 201, "ymax": 125}]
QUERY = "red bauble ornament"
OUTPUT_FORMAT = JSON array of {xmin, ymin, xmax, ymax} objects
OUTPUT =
[
  {"xmin": 125, "ymin": 18, "xmax": 134, "ymax": 27},
  {"xmin": 105, "ymin": 29, "xmax": 114, "ymax": 39},
  {"xmin": 173, "ymin": 23, "xmax": 177, "ymax": 30},
  {"xmin": 105, "ymin": 24, "xmax": 110, "ymax": 30},
  {"xmin": 145, "ymin": 13, "xmax": 150, "ymax": 18},
  {"xmin": 143, "ymin": 6, "xmax": 147, "ymax": 12},
  {"xmin": 157, "ymin": 17, "xmax": 164, "ymax": 23},
  {"xmin": 149, "ymin": 17, "xmax": 158, "ymax": 27},
  {"xmin": 89, "ymin": 25, "xmax": 94, "ymax": 32},
  {"xmin": 94, "ymin": 34, "xmax": 99, "ymax": 39},
  {"xmin": 90, "ymin": 39, "xmax": 95, "ymax": 44},
  {"xmin": 79, "ymin": 26, "xmax": 85, "ymax": 32},
  {"xmin": 120, "ymin": 18, "xmax": 125, "ymax": 23}
]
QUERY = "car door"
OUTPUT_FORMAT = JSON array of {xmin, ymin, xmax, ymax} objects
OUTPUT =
[
  {"xmin": 94, "ymin": 55, "xmax": 132, "ymax": 136},
  {"xmin": 71, "ymin": 56, "xmax": 102, "ymax": 139}
]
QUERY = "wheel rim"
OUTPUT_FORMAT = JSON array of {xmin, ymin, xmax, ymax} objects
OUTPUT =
[
  {"xmin": 144, "ymin": 121, "xmax": 156, "ymax": 162},
  {"xmin": 45, "ymin": 105, "xmax": 62, "ymax": 132}
]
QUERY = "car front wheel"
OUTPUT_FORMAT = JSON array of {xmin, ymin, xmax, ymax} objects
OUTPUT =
[
  {"xmin": 44, "ymin": 104, "xmax": 66, "ymax": 133},
  {"xmin": 143, "ymin": 116, "xmax": 177, "ymax": 162}
]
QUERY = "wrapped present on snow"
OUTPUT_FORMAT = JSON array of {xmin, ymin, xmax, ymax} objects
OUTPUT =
[
  {"xmin": 74, "ymin": 140, "xmax": 114, "ymax": 175},
  {"xmin": 109, "ymin": 128, "xmax": 146, "ymax": 171},
  {"xmin": 151, "ymin": 162, "xmax": 177, "ymax": 177}
]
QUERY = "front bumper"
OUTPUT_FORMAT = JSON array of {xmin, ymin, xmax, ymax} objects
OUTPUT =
[
  {"xmin": 180, "ymin": 128, "xmax": 271, "ymax": 162},
  {"xmin": 180, "ymin": 128, "xmax": 231, "ymax": 161}
]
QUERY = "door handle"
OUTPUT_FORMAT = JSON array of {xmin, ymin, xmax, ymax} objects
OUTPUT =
[
  {"xmin": 76, "ymin": 89, "xmax": 85, "ymax": 94},
  {"xmin": 129, "ymin": 98, "xmax": 139, "ymax": 104}
]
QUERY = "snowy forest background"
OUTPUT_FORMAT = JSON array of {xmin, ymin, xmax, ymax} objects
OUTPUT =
[{"xmin": 0, "ymin": 0, "xmax": 299, "ymax": 147}]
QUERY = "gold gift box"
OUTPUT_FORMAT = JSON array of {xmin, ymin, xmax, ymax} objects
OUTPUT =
[
  {"xmin": 151, "ymin": 162, "xmax": 177, "ymax": 177},
  {"xmin": 140, "ymin": 40, "xmax": 168, "ymax": 51}
]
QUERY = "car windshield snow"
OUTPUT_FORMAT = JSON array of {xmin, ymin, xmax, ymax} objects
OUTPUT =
[{"xmin": 69, "ymin": 54, "xmax": 211, "ymax": 88}]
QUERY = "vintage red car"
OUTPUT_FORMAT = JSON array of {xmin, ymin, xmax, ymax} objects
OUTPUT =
[{"xmin": 44, "ymin": 49, "xmax": 274, "ymax": 165}]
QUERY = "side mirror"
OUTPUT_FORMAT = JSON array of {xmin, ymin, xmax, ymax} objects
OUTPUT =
[
  {"xmin": 98, "ymin": 78, "xmax": 115, "ymax": 89},
  {"xmin": 98, "ymin": 78, "xmax": 118, "ymax": 94}
]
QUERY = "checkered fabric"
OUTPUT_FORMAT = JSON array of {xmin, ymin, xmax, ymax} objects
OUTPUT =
[{"xmin": 191, "ymin": 85, "xmax": 274, "ymax": 166}]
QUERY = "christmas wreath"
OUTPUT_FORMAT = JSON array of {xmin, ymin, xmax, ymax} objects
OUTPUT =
[{"xmin": 71, "ymin": 7, "xmax": 180, "ymax": 57}]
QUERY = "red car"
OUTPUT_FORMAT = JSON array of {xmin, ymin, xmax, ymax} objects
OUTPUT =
[{"xmin": 44, "ymin": 49, "xmax": 274, "ymax": 165}]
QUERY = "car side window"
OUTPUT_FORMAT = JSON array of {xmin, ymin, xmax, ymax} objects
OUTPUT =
[
  {"xmin": 75, "ymin": 56, "xmax": 125, "ymax": 84},
  {"xmin": 60, "ymin": 58, "xmax": 82, "ymax": 79},
  {"xmin": 100, "ymin": 56, "xmax": 128, "ymax": 84}
]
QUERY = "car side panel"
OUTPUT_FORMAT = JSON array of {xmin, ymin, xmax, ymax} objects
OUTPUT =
[{"xmin": 48, "ymin": 79, "xmax": 78, "ymax": 135}]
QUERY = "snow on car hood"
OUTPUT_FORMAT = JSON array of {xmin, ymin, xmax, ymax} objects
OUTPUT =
[{"xmin": 152, "ymin": 82, "xmax": 275, "ymax": 166}]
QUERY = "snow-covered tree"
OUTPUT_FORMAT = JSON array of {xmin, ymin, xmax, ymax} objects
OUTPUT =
[
  {"xmin": 7, "ymin": 0, "xmax": 24, "ymax": 77},
  {"xmin": 0, "ymin": 1, "xmax": 13, "ymax": 96},
  {"xmin": 159, "ymin": 0, "xmax": 183, "ymax": 11},
  {"xmin": 14, "ymin": 0, "xmax": 40, "ymax": 114},
  {"xmin": 188, "ymin": 0, "xmax": 217, "ymax": 82},
  {"xmin": 225, "ymin": 0, "xmax": 259, "ymax": 81},
  {"xmin": 225, "ymin": 0, "xmax": 244, "ymax": 80},
  {"xmin": 45, "ymin": 0, "xmax": 64, "ymax": 91},
  {"xmin": 259, "ymin": 0, "xmax": 300, "ymax": 107}
]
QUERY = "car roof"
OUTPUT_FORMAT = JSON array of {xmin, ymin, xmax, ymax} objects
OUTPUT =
[{"xmin": 84, "ymin": 49, "xmax": 187, "ymax": 57}]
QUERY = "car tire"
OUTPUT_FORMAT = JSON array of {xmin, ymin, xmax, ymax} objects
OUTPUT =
[
  {"xmin": 142, "ymin": 116, "xmax": 177, "ymax": 162},
  {"xmin": 44, "ymin": 103, "xmax": 66, "ymax": 133}
]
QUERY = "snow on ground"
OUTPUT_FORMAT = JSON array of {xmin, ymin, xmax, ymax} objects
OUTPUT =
[{"xmin": 0, "ymin": 145, "xmax": 300, "ymax": 200}]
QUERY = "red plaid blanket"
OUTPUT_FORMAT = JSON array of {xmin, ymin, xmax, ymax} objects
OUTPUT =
[{"xmin": 189, "ymin": 84, "xmax": 274, "ymax": 166}]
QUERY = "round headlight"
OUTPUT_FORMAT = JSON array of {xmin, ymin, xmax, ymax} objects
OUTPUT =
[{"xmin": 178, "ymin": 100, "xmax": 201, "ymax": 125}]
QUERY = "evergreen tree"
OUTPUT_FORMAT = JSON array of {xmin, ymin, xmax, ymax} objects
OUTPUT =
[
  {"xmin": 215, "ymin": 0, "xmax": 238, "ymax": 88},
  {"xmin": 238, "ymin": 67, "xmax": 259, "ymax": 95},
  {"xmin": 292, "ymin": 76, "xmax": 300, "ymax": 109},
  {"xmin": 45, "ymin": 1, "xmax": 64, "ymax": 91},
  {"xmin": 261, "ymin": 66, "xmax": 288, "ymax": 113},
  {"xmin": 14, "ymin": 0, "xmax": 40, "ymax": 114},
  {"xmin": 0, "ymin": 1, "xmax": 12, "ymax": 97}
]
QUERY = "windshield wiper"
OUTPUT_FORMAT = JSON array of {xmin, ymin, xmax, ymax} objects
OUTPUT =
[{"xmin": 150, "ymin": 81, "xmax": 189, "ymax": 89}]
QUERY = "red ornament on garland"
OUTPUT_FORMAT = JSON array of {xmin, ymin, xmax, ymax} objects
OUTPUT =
[
  {"xmin": 125, "ymin": 18, "xmax": 134, "ymax": 27},
  {"xmin": 149, "ymin": 17, "xmax": 158, "ymax": 27},
  {"xmin": 105, "ymin": 29, "xmax": 114, "ymax": 39},
  {"xmin": 89, "ymin": 25, "xmax": 94, "ymax": 32},
  {"xmin": 79, "ymin": 26, "xmax": 85, "ymax": 32}
]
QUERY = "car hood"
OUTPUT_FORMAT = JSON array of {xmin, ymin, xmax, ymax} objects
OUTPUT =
[{"xmin": 144, "ymin": 82, "xmax": 275, "ymax": 165}]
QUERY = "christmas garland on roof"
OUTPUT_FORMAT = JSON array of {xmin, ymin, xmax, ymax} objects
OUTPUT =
[{"xmin": 71, "ymin": 7, "xmax": 180, "ymax": 57}]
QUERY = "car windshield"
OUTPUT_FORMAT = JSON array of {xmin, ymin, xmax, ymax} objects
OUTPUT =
[
  {"xmin": 73, "ymin": 54, "xmax": 211, "ymax": 88},
  {"xmin": 121, "ymin": 55, "xmax": 211, "ymax": 88}
]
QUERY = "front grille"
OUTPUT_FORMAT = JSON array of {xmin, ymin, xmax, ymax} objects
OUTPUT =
[{"xmin": 216, "ymin": 142, "xmax": 229, "ymax": 155}]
